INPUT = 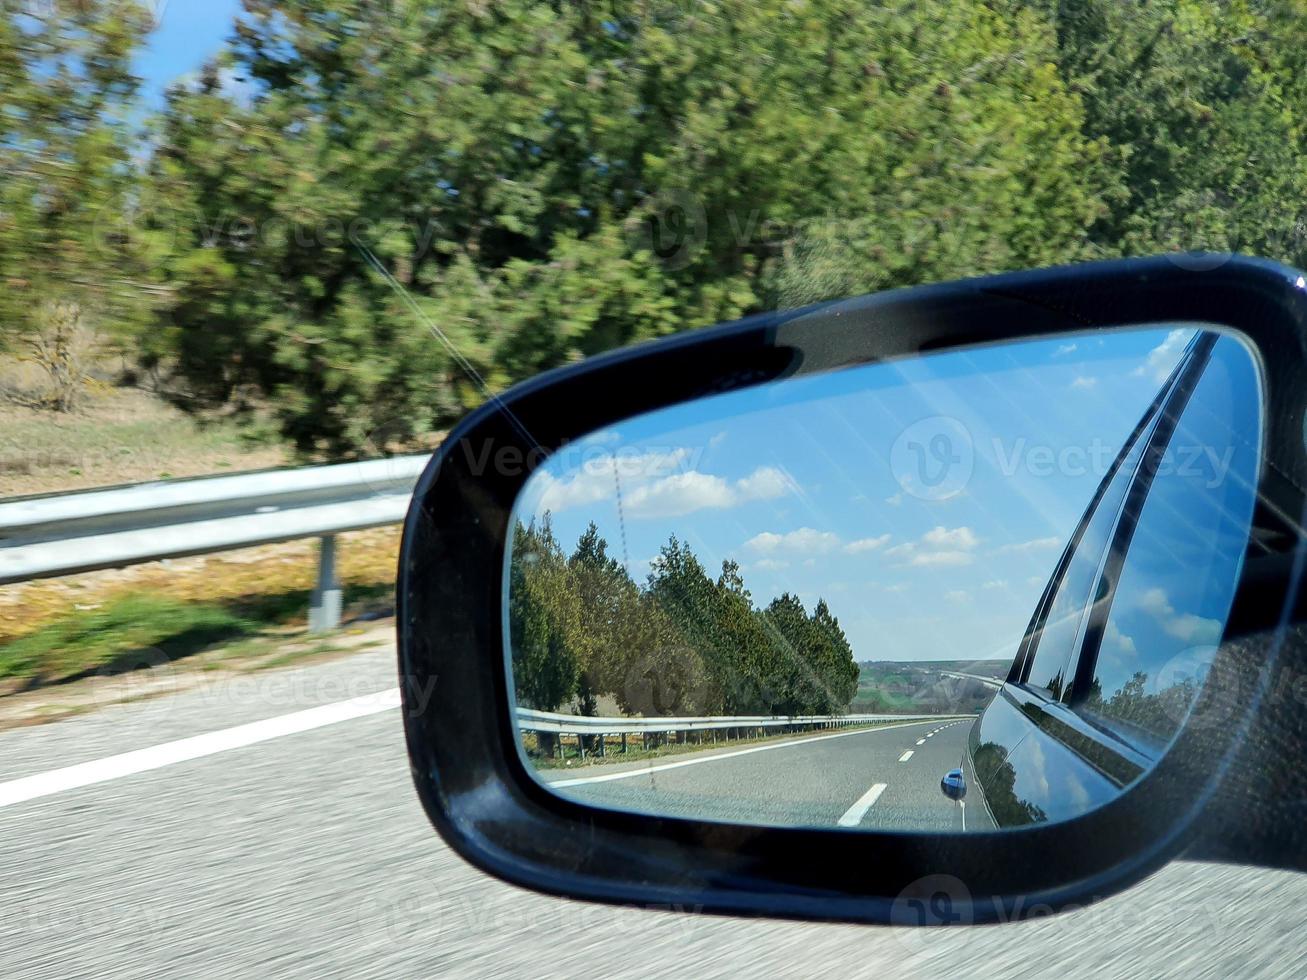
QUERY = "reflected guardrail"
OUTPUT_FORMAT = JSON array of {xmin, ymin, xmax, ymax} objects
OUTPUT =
[{"xmin": 516, "ymin": 707, "xmax": 975, "ymax": 758}]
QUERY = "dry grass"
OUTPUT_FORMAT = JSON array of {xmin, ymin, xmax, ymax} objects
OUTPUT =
[{"xmin": 0, "ymin": 381, "xmax": 288, "ymax": 497}]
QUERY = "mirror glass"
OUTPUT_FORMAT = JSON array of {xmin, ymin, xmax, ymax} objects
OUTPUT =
[{"xmin": 504, "ymin": 327, "xmax": 1262, "ymax": 832}]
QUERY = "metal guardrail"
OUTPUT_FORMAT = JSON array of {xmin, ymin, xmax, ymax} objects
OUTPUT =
[
  {"xmin": 939, "ymin": 671, "xmax": 1004, "ymax": 691},
  {"xmin": 516, "ymin": 707, "xmax": 972, "ymax": 758},
  {"xmin": 0, "ymin": 456, "xmax": 430, "ymax": 630}
]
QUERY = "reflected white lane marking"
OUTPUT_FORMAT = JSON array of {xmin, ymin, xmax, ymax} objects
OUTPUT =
[
  {"xmin": 550, "ymin": 720, "xmax": 939, "ymax": 788},
  {"xmin": 916, "ymin": 739, "xmax": 925, "ymax": 745},
  {"xmin": 837, "ymin": 783, "xmax": 888, "ymax": 827},
  {"xmin": 898, "ymin": 750, "xmax": 914, "ymax": 762},
  {"xmin": 0, "ymin": 688, "xmax": 401, "ymax": 809}
]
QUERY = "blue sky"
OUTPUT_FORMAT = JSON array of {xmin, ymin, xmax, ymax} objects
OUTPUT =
[
  {"xmin": 132, "ymin": 0, "xmax": 241, "ymax": 107},
  {"xmin": 514, "ymin": 328, "xmax": 1196, "ymax": 665}
]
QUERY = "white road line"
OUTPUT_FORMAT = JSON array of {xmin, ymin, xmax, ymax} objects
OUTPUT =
[
  {"xmin": 898, "ymin": 750, "xmax": 914, "ymax": 762},
  {"xmin": 837, "ymin": 783, "xmax": 888, "ymax": 827},
  {"xmin": 0, "ymin": 688, "xmax": 402, "ymax": 810},
  {"xmin": 550, "ymin": 720, "xmax": 936, "ymax": 788}
]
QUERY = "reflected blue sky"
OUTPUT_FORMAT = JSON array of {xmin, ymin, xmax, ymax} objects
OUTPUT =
[{"xmin": 514, "ymin": 328, "xmax": 1204, "ymax": 664}]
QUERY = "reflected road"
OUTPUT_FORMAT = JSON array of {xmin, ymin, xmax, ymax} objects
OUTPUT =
[{"xmin": 544, "ymin": 718, "xmax": 996, "ymax": 832}]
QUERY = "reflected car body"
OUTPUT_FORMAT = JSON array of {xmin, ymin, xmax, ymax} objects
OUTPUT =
[{"xmin": 969, "ymin": 330, "xmax": 1262, "ymax": 827}]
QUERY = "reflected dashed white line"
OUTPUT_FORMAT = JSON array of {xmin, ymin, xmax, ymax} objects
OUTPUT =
[{"xmin": 837, "ymin": 783, "xmax": 887, "ymax": 827}]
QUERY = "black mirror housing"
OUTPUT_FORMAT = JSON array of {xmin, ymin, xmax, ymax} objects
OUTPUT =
[{"xmin": 396, "ymin": 255, "xmax": 1307, "ymax": 925}]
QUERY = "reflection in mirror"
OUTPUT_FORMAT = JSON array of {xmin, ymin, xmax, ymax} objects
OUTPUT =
[{"xmin": 504, "ymin": 327, "xmax": 1262, "ymax": 833}]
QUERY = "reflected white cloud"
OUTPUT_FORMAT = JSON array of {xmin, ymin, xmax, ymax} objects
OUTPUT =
[
  {"xmin": 746, "ymin": 527, "xmax": 843, "ymax": 555},
  {"xmin": 1138, "ymin": 588, "xmax": 1223, "ymax": 644},
  {"xmin": 1134, "ymin": 328, "xmax": 1194, "ymax": 384},
  {"xmin": 844, "ymin": 534, "xmax": 891, "ymax": 554}
]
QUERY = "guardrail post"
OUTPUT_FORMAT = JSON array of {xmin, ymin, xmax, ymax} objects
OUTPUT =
[{"xmin": 308, "ymin": 534, "xmax": 342, "ymax": 633}]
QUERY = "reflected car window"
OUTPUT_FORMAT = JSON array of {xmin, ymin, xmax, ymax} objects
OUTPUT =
[
  {"xmin": 1023, "ymin": 425, "xmax": 1152, "ymax": 700},
  {"xmin": 1081, "ymin": 335, "xmax": 1262, "ymax": 742}
]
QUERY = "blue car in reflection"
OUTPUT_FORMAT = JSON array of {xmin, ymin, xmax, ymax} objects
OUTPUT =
[{"xmin": 966, "ymin": 330, "xmax": 1261, "ymax": 827}]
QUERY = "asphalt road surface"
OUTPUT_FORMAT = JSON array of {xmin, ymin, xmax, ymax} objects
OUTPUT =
[
  {"xmin": 2, "ymin": 644, "xmax": 1305, "ymax": 979},
  {"xmin": 544, "ymin": 718, "xmax": 995, "ymax": 832}
]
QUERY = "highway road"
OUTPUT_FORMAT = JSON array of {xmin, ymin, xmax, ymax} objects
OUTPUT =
[
  {"xmin": 544, "ymin": 718, "xmax": 994, "ymax": 832},
  {"xmin": 1, "ymin": 642, "xmax": 1305, "ymax": 979}
]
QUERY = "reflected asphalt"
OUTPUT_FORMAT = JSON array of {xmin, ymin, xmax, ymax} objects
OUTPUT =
[{"xmin": 543, "ymin": 719, "xmax": 997, "ymax": 832}]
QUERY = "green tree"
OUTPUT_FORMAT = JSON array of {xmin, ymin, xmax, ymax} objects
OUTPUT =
[
  {"xmin": 511, "ymin": 524, "xmax": 861, "ymax": 721},
  {"xmin": 759, "ymin": 0, "xmax": 1116, "ymax": 307},
  {"xmin": 708, "ymin": 559, "xmax": 776, "ymax": 713},
  {"xmin": 615, "ymin": 591, "xmax": 712, "ymax": 717},
  {"xmin": 757, "ymin": 594, "xmax": 814, "ymax": 715},
  {"xmin": 507, "ymin": 519, "xmax": 580, "ymax": 721},
  {"xmin": 1034, "ymin": 0, "xmax": 1307, "ymax": 268},
  {"xmin": 756, "ymin": 593, "xmax": 859, "ymax": 715},
  {"xmin": 812, "ymin": 599, "xmax": 860, "ymax": 710},
  {"xmin": 147, "ymin": 0, "xmax": 1117, "ymax": 454},
  {"xmin": 0, "ymin": 1, "xmax": 155, "ymax": 409},
  {"xmin": 567, "ymin": 522, "xmax": 642, "ymax": 702},
  {"xmin": 641, "ymin": 535, "xmax": 722, "ymax": 713}
]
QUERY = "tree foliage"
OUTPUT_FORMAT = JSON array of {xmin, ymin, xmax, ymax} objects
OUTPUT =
[
  {"xmin": 0, "ymin": 1, "xmax": 155, "ymax": 406},
  {"xmin": 1037, "ymin": 0, "xmax": 1307, "ymax": 266},
  {"xmin": 508, "ymin": 520, "xmax": 861, "ymax": 717},
  {"xmin": 8, "ymin": 0, "xmax": 1307, "ymax": 446},
  {"xmin": 132, "ymin": 0, "xmax": 1143, "ymax": 450}
]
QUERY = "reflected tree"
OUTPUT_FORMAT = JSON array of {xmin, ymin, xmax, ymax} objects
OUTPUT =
[{"xmin": 508, "ymin": 522, "xmax": 861, "ymax": 725}]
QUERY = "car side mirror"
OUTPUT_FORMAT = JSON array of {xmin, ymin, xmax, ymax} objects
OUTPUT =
[
  {"xmin": 941, "ymin": 768, "xmax": 966, "ymax": 802},
  {"xmin": 396, "ymin": 255, "xmax": 1307, "ymax": 925}
]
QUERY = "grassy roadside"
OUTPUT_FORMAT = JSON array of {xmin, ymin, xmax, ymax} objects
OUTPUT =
[
  {"xmin": 0, "ymin": 580, "xmax": 396, "ymax": 694},
  {"xmin": 524, "ymin": 718, "xmax": 932, "ymax": 772}
]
